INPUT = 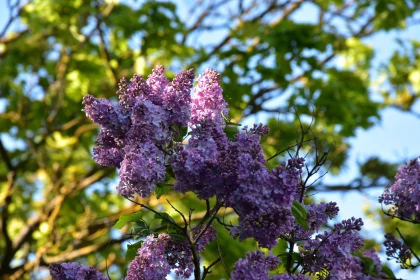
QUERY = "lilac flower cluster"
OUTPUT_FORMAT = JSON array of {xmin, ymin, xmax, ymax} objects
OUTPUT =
[
  {"xmin": 379, "ymin": 157, "xmax": 420, "ymax": 221},
  {"xmin": 167, "ymin": 68, "xmax": 304, "ymax": 248},
  {"xmin": 294, "ymin": 201, "xmax": 339, "ymax": 240},
  {"xmin": 80, "ymin": 66, "xmax": 390, "ymax": 279},
  {"xmin": 231, "ymin": 250, "xmax": 280, "ymax": 280},
  {"xmin": 231, "ymin": 250, "xmax": 309, "ymax": 280},
  {"xmin": 383, "ymin": 233, "xmax": 412, "ymax": 268},
  {"xmin": 174, "ymin": 125, "xmax": 303, "ymax": 248},
  {"xmin": 272, "ymin": 274, "xmax": 309, "ymax": 280},
  {"xmin": 126, "ymin": 229, "xmax": 216, "ymax": 280},
  {"xmin": 83, "ymin": 66, "xmax": 195, "ymax": 198},
  {"xmin": 127, "ymin": 234, "xmax": 179, "ymax": 280},
  {"xmin": 193, "ymin": 225, "xmax": 217, "ymax": 253},
  {"xmin": 189, "ymin": 69, "xmax": 228, "ymax": 127},
  {"xmin": 49, "ymin": 262, "xmax": 108, "ymax": 280},
  {"xmin": 363, "ymin": 249, "xmax": 385, "ymax": 276},
  {"xmin": 302, "ymin": 217, "xmax": 365, "ymax": 278},
  {"xmin": 229, "ymin": 155, "xmax": 304, "ymax": 248}
]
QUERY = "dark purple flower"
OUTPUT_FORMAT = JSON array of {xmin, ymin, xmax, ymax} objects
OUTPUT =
[
  {"xmin": 384, "ymin": 233, "xmax": 412, "ymax": 268},
  {"xmin": 379, "ymin": 157, "xmax": 420, "ymax": 221},
  {"xmin": 49, "ymin": 262, "xmax": 108, "ymax": 280},
  {"xmin": 126, "ymin": 234, "xmax": 171, "ymax": 280},
  {"xmin": 302, "ymin": 218, "xmax": 364, "ymax": 276},
  {"xmin": 272, "ymin": 274, "xmax": 309, "ymax": 280},
  {"xmin": 231, "ymin": 250, "xmax": 280, "ymax": 280}
]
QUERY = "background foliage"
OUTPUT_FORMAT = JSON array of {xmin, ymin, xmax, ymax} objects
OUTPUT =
[{"xmin": 0, "ymin": 0, "xmax": 419, "ymax": 279}]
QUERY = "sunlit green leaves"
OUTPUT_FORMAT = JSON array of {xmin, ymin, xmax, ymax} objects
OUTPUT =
[
  {"xmin": 291, "ymin": 200, "xmax": 309, "ymax": 230},
  {"xmin": 114, "ymin": 212, "xmax": 144, "ymax": 229}
]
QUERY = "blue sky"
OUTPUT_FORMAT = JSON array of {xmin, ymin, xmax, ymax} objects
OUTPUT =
[{"xmin": 1, "ymin": 1, "xmax": 420, "ymax": 278}]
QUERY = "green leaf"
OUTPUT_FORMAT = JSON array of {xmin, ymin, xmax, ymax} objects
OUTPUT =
[
  {"xmin": 272, "ymin": 239, "xmax": 288, "ymax": 256},
  {"xmin": 155, "ymin": 183, "xmax": 170, "ymax": 199},
  {"xmin": 359, "ymin": 255, "xmax": 375, "ymax": 274},
  {"xmin": 381, "ymin": 265, "xmax": 397, "ymax": 279},
  {"xmin": 132, "ymin": 220, "xmax": 152, "ymax": 237},
  {"xmin": 291, "ymin": 252, "xmax": 303, "ymax": 263},
  {"xmin": 113, "ymin": 212, "xmax": 144, "ymax": 229},
  {"xmin": 154, "ymin": 212, "xmax": 176, "ymax": 228},
  {"xmin": 126, "ymin": 240, "xmax": 143, "ymax": 263},
  {"xmin": 291, "ymin": 200, "xmax": 309, "ymax": 230}
]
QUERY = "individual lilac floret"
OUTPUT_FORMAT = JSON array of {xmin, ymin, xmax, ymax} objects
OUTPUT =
[
  {"xmin": 383, "ymin": 233, "xmax": 412, "ymax": 268},
  {"xmin": 231, "ymin": 250, "xmax": 280, "ymax": 280},
  {"xmin": 302, "ymin": 217, "xmax": 364, "ymax": 277},
  {"xmin": 126, "ymin": 234, "xmax": 171, "ymax": 280},
  {"xmin": 190, "ymin": 69, "xmax": 228, "ymax": 127},
  {"xmin": 379, "ymin": 157, "xmax": 420, "ymax": 221},
  {"xmin": 49, "ymin": 262, "xmax": 108, "ymax": 280}
]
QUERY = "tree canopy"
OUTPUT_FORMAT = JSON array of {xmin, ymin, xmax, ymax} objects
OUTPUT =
[{"xmin": 0, "ymin": 0, "xmax": 420, "ymax": 279}]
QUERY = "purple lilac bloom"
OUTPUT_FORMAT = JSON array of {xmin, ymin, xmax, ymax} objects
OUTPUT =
[
  {"xmin": 126, "ymin": 229, "xmax": 216, "ymax": 280},
  {"xmin": 328, "ymin": 256, "xmax": 365, "ymax": 279},
  {"xmin": 272, "ymin": 274, "xmax": 310, "ymax": 280},
  {"xmin": 126, "ymin": 234, "xmax": 172, "ymax": 280},
  {"xmin": 384, "ymin": 233, "xmax": 412, "ymax": 268},
  {"xmin": 193, "ymin": 225, "xmax": 217, "ymax": 253},
  {"xmin": 92, "ymin": 129, "xmax": 125, "ymax": 167},
  {"xmin": 294, "ymin": 202, "xmax": 339, "ymax": 240},
  {"xmin": 230, "ymin": 153, "xmax": 303, "ymax": 248},
  {"xmin": 190, "ymin": 69, "xmax": 228, "ymax": 127},
  {"xmin": 83, "ymin": 66, "xmax": 195, "ymax": 198},
  {"xmin": 166, "ymin": 241, "xmax": 194, "ymax": 278},
  {"xmin": 171, "ymin": 125, "xmax": 229, "ymax": 199},
  {"xmin": 171, "ymin": 69, "xmax": 230, "ymax": 199},
  {"xmin": 117, "ymin": 143, "xmax": 166, "ymax": 198},
  {"xmin": 363, "ymin": 249, "xmax": 384, "ymax": 276},
  {"xmin": 146, "ymin": 65, "xmax": 169, "ymax": 105},
  {"xmin": 85, "ymin": 67, "xmax": 305, "ymax": 250},
  {"xmin": 162, "ymin": 69, "xmax": 195, "ymax": 127},
  {"xmin": 49, "ymin": 262, "xmax": 108, "ymax": 280},
  {"xmin": 379, "ymin": 157, "xmax": 420, "ymax": 221},
  {"xmin": 82, "ymin": 95, "xmax": 130, "ymax": 134},
  {"xmin": 302, "ymin": 217, "xmax": 364, "ymax": 276},
  {"xmin": 231, "ymin": 250, "xmax": 280, "ymax": 280}
]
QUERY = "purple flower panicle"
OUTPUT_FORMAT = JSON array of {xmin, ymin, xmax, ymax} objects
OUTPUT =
[
  {"xmin": 83, "ymin": 66, "xmax": 194, "ymax": 198},
  {"xmin": 231, "ymin": 250, "xmax": 279, "ymax": 280},
  {"xmin": 379, "ymin": 158, "xmax": 420, "ymax": 221},
  {"xmin": 49, "ymin": 262, "xmax": 108, "ymax": 280}
]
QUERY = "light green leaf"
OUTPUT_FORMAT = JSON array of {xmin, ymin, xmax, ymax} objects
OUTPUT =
[
  {"xmin": 126, "ymin": 240, "xmax": 144, "ymax": 262},
  {"xmin": 291, "ymin": 200, "xmax": 309, "ymax": 230},
  {"xmin": 114, "ymin": 212, "xmax": 144, "ymax": 229}
]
